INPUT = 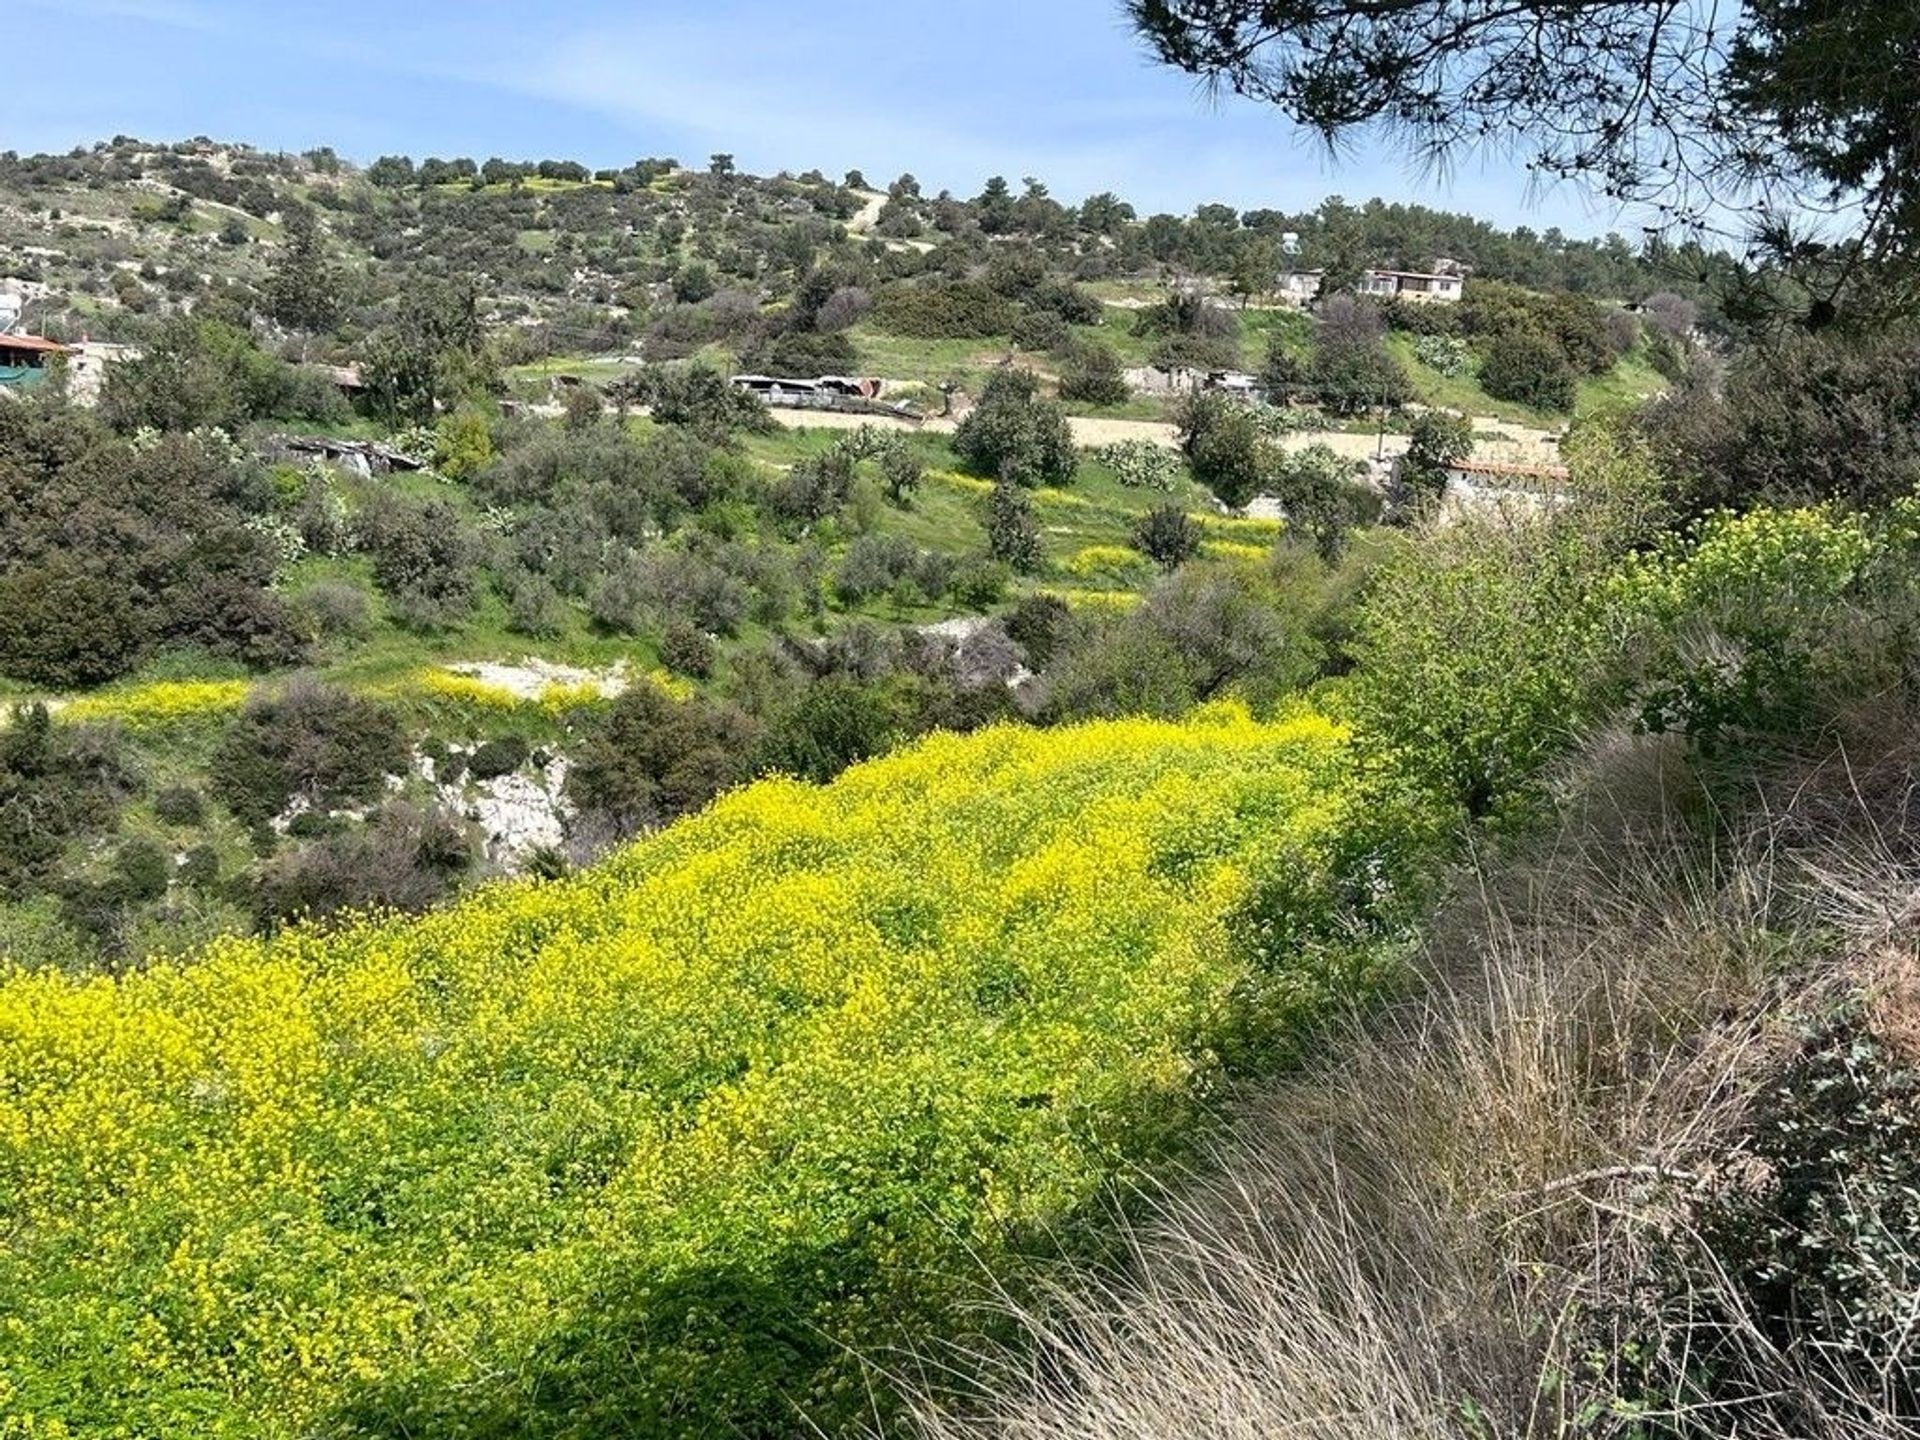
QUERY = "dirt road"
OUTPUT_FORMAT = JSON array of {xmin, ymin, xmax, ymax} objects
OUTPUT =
[{"xmin": 763, "ymin": 408, "xmax": 1562, "ymax": 465}]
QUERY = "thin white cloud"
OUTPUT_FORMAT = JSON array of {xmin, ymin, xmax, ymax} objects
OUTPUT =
[
  {"xmin": 24, "ymin": 0, "xmax": 219, "ymax": 29},
  {"xmin": 9, "ymin": 0, "xmax": 1636, "ymax": 233},
  {"xmin": 451, "ymin": 16, "xmax": 1268, "ymax": 211}
]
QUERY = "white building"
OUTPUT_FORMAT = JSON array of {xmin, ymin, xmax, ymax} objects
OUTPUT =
[
  {"xmin": 1276, "ymin": 270, "xmax": 1324, "ymax": 307},
  {"xmin": 1275, "ymin": 267, "xmax": 1465, "ymax": 308},
  {"xmin": 1358, "ymin": 269, "xmax": 1464, "ymax": 304}
]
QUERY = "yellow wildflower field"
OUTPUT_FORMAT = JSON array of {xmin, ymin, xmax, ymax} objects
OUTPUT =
[{"xmin": 0, "ymin": 705, "xmax": 1358, "ymax": 1437}]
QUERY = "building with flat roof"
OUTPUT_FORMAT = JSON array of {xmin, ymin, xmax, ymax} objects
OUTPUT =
[
  {"xmin": 1277, "ymin": 267, "xmax": 1467, "ymax": 308},
  {"xmin": 1358, "ymin": 269, "xmax": 1465, "ymax": 304}
]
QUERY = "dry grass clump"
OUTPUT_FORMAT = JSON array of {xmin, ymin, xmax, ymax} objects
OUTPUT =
[{"xmin": 904, "ymin": 704, "xmax": 1920, "ymax": 1440}]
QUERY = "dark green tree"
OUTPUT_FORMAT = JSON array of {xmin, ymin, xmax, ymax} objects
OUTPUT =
[
  {"xmin": 1269, "ymin": 444, "xmax": 1379, "ymax": 561},
  {"xmin": 266, "ymin": 205, "xmax": 341, "ymax": 341},
  {"xmin": 1398, "ymin": 411, "xmax": 1475, "ymax": 512},
  {"xmin": 361, "ymin": 327, "xmax": 440, "ymax": 425},
  {"xmin": 1310, "ymin": 340, "xmax": 1413, "ymax": 416},
  {"xmin": 100, "ymin": 318, "xmax": 297, "ymax": 432},
  {"xmin": 985, "ymin": 482, "xmax": 1043, "ymax": 572},
  {"xmin": 1260, "ymin": 339, "xmax": 1306, "ymax": 404},
  {"xmin": 1642, "ymin": 330, "xmax": 1920, "ymax": 516},
  {"xmin": 880, "ymin": 446, "xmax": 923, "ymax": 506},
  {"xmin": 365, "ymin": 155, "xmax": 416, "ymax": 188},
  {"xmin": 1479, "ymin": 330, "xmax": 1578, "ymax": 411},
  {"xmin": 1176, "ymin": 390, "xmax": 1267, "ymax": 511},
  {"xmin": 954, "ymin": 368, "xmax": 1077, "ymax": 487},
  {"xmin": 1132, "ymin": 504, "xmax": 1204, "ymax": 570}
]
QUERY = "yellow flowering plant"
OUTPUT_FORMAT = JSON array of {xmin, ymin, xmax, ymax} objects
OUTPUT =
[
  {"xmin": 56, "ymin": 680, "xmax": 252, "ymax": 731},
  {"xmin": 0, "ymin": 706, "xmax": 1374, "ymax": 1438}
]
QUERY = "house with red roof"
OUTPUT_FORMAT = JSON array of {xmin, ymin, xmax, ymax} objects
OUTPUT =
[{"xmin": 0, "ymin": 333, "xmax": 71, "ymax": 389}]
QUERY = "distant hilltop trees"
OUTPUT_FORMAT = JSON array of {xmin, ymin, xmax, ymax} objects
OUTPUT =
[{"xmin": 365, "ymin": 153, "xmax": 681, "ymax": 191}]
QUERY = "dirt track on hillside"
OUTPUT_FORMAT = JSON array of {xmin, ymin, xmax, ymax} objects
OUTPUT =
[{"xmin": 764, "ymin": 408, "xmax": 1563, "ymax": 465}]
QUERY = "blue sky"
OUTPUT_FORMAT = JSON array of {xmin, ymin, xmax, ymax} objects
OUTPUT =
[{"xmin": 17, "ymin": 0, "xmax": 1635, "ymax": 237}]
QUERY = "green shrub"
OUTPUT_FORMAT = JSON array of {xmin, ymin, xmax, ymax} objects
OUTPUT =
[
  {"xmin": 153, "ymin": 785, "xmax": 205, "ymax": 827},
  {"xmin": 1479, "ymin": 329, "xmax": 1577, "ymax": 411},
  {"xmin": 660, "ymin": 621, "xmax": 717, "ymax": 679},
  {"xmin": 1133, "ymin": 505, "xmax": 1204, "ymax": 570},
  {"xmin": 879, "ymin": 445, "xmax": 923, "ymax": 505},
  {"xmin": 755, "ymin": 675, "xmax": 918, "ymax": 783},
  {"xmin": 293, "ymin": 581, "xmax": 372, "ymax": 640},
  {"xmin": 111, "ymin": 838, "xmax": 172, "ymax": 905},
  {"xmin": 1642, "ymin": 331, "xmax": 1920, "ymax": 516},
  {"xmin": 177, "ymin": 844, "xmax": 221, "ymax": 891},
  {"xmin": 99, "ymin": 317, "xmax": 310, "ymax": 432},
  {"xmin": 1133, "ymin": 289, "xmax": 1241, "ymax": 371},
  {"xmin": 1057, "ymin": 341, "xmax": 1131, "ymax": 407},
  {"xmin": 0, "ymin": 706, "xmax": 136, "ymax": 898},
  {"xmin": 1038, "ymin": 619, "xmax": 1197, "ymax": 722},
  {"xmin": 953, "ymin": 369, "xmax": 1076, "ymax": 487},
  {"xmin": 869, "ymin": 280, "xmax": 1017, "ymax": 338},
  {"xmin": 737, "ymin": 326, "xmax": 861, "ymax": 379},
  {"xmin": 567, "ymin": 682, "xmax": 758, "ymax": 836},
  {"xmin": 949, "ymin": 556, "xmax": 1011, "ymax": 609},
  {"xmin": 253, "ymin": 803, "xmax": 474, "ymax": 926},
  {"xmin": 835, "ymin": 534, "xmax": 921, "ymax": 603},
  {"xmin": 434, "ymin": 407, "xmax": 495, "ymax": 479},
  {"xmin": 1347, "ymin": 509, "xmax": 1628, "ymax": 821},
  {"xmin": 1011, "ymin": 308, "xmax": 1070, "ymax": 353},
  {"xmin": 360, "ymin": 496, "xmax": 480, "ymax": 630},
  {"xmin": 0, "ymin": 560, "xmax": 147, "ymax": 688},
  {"xmin": 1005, "ymin": 593, "xmax": 1074, "ymax": 666},
  {"xmin": 613, "ymin": 364, "xmax": 773, "ymax": 441},
  {"xmin": 467, "ymin": 736, "xmax": 529, "ymax": 782},
  {"xmin": 0, "ymin": 896, "xmax": 94, "ymax": 973},
  {"xmin": 1176, "ymin": 391, "xmax": 1266, "ymax": 511},
  {"xmin": 210, "ymin": 679, "xmax": 409, "ymax": 828},
  {"xmin": 767, "ymin": 450, "xmax": 856, "ymax": 527},
  {"xmin": 503, "ymin": 570, "xmax": 567, "ymax": 639},
  {"xmin": 1617, "ymin": 505, "xmax": 1898, "ymax": 749}
]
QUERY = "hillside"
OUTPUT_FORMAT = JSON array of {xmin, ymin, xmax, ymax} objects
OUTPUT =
[
  {"xmin": 0, "ymin": 138, "xmax": 1688, "ymax": 427},
  {"xmin": 0, "ymin": 135, "xmax": 1704, "ymax": 980},
  {"xmin": 6, "ymin": 106, "xmax": 1917, "ymax": 1440},
  {"xmin": 0, "ymin": 704, "xmax": 1364, "ymax": 1436},
  {"xmin": 10, "ymin": 415, "xmax": 1920, "ymax": 1435}
]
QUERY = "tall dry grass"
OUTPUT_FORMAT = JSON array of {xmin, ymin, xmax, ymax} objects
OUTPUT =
[{"xmin": 902, "ymin": 706, "xmax": 1920, "ymax": 1439}]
